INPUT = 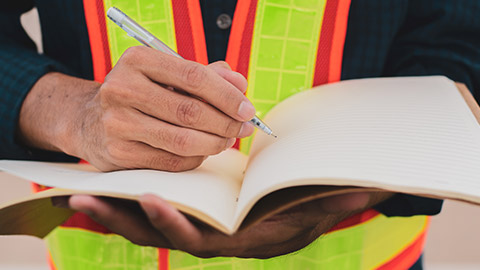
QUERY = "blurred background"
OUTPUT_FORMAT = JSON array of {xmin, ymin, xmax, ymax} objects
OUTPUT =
[{"xmin": 1, "ymin": 8, "xmax": 479, "ymax": 270}]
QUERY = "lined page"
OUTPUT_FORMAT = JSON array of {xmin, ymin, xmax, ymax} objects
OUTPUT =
[{"xmin": 235, "ymin": 76, "xmax": 480, "ymax": 224}]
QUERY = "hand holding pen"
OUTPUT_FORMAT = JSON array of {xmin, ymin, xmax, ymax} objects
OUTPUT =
[
  {"xmin": 61, "ymin": 7, "xmax": 275, "ymax": 172},
  {"xmin": 107, "ymin": 7, "xmax": 276, "ymax": 137}
]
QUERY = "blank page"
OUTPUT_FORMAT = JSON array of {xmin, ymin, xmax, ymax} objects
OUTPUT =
[
  {"xmin": 0, "ymin": 149, "xmax": 247, "ymax": 231},
  {"xmin": 235, "ymin": 76, "xmax": 480, "ymax": 222}
]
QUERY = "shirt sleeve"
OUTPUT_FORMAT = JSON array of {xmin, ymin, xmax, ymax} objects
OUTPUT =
[
  {"xmin": 384, "ymin": 0, "xmax": 480, "ymax": 99},
  {"xmin": 374, "ymin": 0, "xmax": 480, "ymax": 217},
  {"xmin": 0, "ymin": 2, "xmax": 78, "ymax": 162}
]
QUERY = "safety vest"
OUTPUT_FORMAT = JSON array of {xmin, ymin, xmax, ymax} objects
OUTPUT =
[{"xmin": 40, "ymin": 0, "xmax": 430, "ymax": 269}]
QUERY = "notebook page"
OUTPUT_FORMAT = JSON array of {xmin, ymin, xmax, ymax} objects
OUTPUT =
[
  {"xmin": 0, "ymin": 149, "xmax": 247, "ymax": 231},
  {"xmin": 234, "ymin": 76, "xmax": 480, "ymax": 223}
]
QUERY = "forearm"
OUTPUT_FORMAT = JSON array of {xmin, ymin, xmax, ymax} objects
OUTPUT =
[{"xmin": 18, "ymin": 72, "xmax": 100, "ymax": 156}]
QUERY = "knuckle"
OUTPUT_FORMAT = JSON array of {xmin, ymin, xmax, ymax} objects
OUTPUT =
[
  {"xmin": 162, "ymin": 155, "xmax": 185, "ymax": 172},
  {"xmin": 223, "ymin": 120, "xmax": 241, "ymax": 137},
  {"xmin": 172, "ymin": 131, "xmax": 192, "ymax": 154},
  {"xmin": 176, "ymin": 99, "xmax": 202, "ymax": 126},
  {"xmin": 152, "ymin": 127, "xmax": 171, "ymax": 148},
  {"xmin": 105, "ymin": 143, "xmax": 126, "ymax": 163},
  {"xmin": 99, "ymin": 81, "xmax": 129, "ymax": 107},
  {"xmin": 120, "ymin": 46, "xmax": 145, "ymax": 65},
  {"xmin": 181, "ymin": 63, "xmax": 207, "ymax": 91},
  {"xmin": 209, "ymin": 61, "xmax": 231, "ymax": 71},
  {"xmin": 188, "ymin": 157, "xmax": 204, "ymax": 170},
  {"xmin": 216, "ymin": 60, "xmax": 229, "ymax": 67},
  {"xmin": 219, "ymin": 88, "xmax": 238, "ymax": 105},
  {"xmin": 212, "ymin": 139, "xmax": 228, "ymax": 155}
]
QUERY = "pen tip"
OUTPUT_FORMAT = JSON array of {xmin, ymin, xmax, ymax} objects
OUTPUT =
[{"xmin": 271, "ymin": 133, "xmax": 278, "ymax": 138}]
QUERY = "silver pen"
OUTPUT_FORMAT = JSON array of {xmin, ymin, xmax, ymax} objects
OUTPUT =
[{"xmin": 107, "ymin": 7, "xmax": 276, "ymax": 138}]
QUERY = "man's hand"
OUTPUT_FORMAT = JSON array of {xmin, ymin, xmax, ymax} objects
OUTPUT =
[
  {"xmin": 18, "ymin": 46, "xmax": 255, "ymax": 171},
  {"xmin": 68, "ymin": 192, "xmax": 392, "ymax": 259}
]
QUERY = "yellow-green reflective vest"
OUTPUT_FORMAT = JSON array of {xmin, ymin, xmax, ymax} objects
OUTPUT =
[{"xmin": 43, "ymin": 0, "xmax": 430, "ymax": 269}]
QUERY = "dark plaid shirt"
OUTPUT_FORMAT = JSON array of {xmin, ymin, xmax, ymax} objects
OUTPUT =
[{"xmin": 2, "ymin": 0, "xmax": 479, "ymax": 232}]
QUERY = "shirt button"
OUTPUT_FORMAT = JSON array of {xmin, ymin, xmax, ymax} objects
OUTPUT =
[{"xmin": 216, "ymin": 13, "xmax": 232, "ymax": 30}]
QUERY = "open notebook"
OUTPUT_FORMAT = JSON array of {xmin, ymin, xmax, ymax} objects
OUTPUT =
[{"xmin": 1, "ymin": 76, "xmax": 479, "ymax": 237}]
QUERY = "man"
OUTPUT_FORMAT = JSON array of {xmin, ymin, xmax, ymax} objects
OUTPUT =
[{"xmin": 1, "ymin": 0, "xmax": 478, "ymax": 269}]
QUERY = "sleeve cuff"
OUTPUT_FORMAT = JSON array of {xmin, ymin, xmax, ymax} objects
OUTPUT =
[
  {"xmin": 0, "ymin": 44, "xmax": 79, "ymax": 162},
  {"xmin": 373, "ymin": 193, "xmax": 443, "ymax": 217}
]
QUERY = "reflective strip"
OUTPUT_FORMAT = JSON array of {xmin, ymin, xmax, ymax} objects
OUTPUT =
[
  {"xmin": 46, "ymin": 227, "xmax": 159, "ymax": 270},
  {"xmin": 240, "ymin": 0, "xmax": 329, "ymax": 153},
  {"xmin": 104, "ymin": 0, "xmax": 177, "ymax": 66}
]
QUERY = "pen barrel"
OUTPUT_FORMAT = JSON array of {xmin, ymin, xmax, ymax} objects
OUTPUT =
[
  {"xmin": 149, "ymin": 39, "xmax": 182, "ymax": 58},
  {"xmin": 250, "ymin": 117, "xmax": 273, "ymax": 135}
]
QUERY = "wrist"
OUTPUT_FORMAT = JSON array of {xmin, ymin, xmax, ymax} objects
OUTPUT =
[
  {"xmin": 56, "ymin": 75, "xmax": 101, "ymax": 160},
  {"xmin": 18, "ymin": 72, "xmax": 100, "ymax": 158}
]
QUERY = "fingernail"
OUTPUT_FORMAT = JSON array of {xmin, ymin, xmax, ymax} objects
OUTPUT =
[
  {"xmin": 237, "ymin": 100, "xmax": 256, "ymax": 121},
  {"xmin": 140, "ymin": 199, "xmax": 158, "ymax": 219},
  {"xmin": 238, "ymin": 122, "xmax": 255, "ymax": 138},
  {"xmin": 225, "ymin": 138, "xmax": 236, "ymax": 149}
]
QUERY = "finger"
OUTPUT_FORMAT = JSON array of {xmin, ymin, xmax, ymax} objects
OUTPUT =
[
  {"xmin": 121, "ymin": 110, "xmax": 237, "ymax": 156},
  {"xmin": 119, "ymin": 46, "xmax": 256, "ymax": 121},
  {"xmin": 69, "ymin": 195, "xmax": 172, "ymax": 247},
  {"xmin": 105, "ymin": 140, "xmax": 205, "ymax": 172},
  {"xmin": 139, "ymin": 194, "xmax": 204, "ymax": 252},
  {"xmin": 136, "ymin": 124, "xmax": 237, "ymax": 156},
  {"xmin": 320, "ymin": 192, "xmax": 371, "ymax": 213},
  {"xmin": 208, "ymin": 61, "xmax": 232, "ymax": 71},
  {"xmin": 118, "ymin": 78, "xmax": 254, "ymax": 138},
  {"xmin": 208, "ymin": 61, "xmax": 248, "ymax": 94}
]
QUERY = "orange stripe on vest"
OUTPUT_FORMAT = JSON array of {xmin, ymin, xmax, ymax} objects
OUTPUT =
[{"xmin": 83, "ymin": 0, "xmax": 111, "ymax": 82}]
